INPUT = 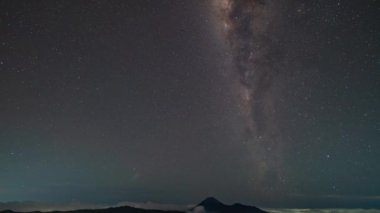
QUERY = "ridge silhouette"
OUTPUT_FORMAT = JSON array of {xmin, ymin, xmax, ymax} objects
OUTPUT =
[
  {"xmin": 192, "ymin": 197, "xmax": 267, "ymax": 213},
  {"xmin": 0, "ymin": 198, "xmax": 267, "ymax": 213}
]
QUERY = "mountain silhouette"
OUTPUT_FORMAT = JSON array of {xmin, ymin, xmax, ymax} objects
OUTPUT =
[
  {"xmin": 197, "ymin": 197, "xmax": 225, "ymax": 209},
  {"xmin": 0, "ymin": 198, "xmax": 267, "ymax": 213},
  {"xmin": 191, "ymin": 197, "xmax": 268, "ymax": 213}
]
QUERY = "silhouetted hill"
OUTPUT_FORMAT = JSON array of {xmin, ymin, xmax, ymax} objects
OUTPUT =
[
  {"xmin": 0, "ymin": 198, "xmax": 267, "ymax": 213},
  {"xmin": 197, "ymin": 197, "xmax": 225, "ymax": 209},
  {"xmin": 191, "ymin": 197, "xmax": 268, "ymax": 213}
]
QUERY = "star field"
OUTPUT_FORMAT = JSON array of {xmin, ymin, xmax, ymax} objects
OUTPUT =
[{"xmin": 0, "ymin": 0, "xmax": 379, "ymax": 209}]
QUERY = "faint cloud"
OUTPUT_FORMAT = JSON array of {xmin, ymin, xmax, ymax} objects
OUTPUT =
[
  {"xmin": 115, "ymin": 201, "xmax": 192, "ymax": 211},
  {"xmin": 187, "ymin": 206, "xmax": 206, "ymax": 213},
  {"xmin": 267, "ymin": 209, "xmax": 380, "ymax": 213}
]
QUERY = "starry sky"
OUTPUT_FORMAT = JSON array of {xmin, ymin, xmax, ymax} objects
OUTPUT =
[{"xmin": 0, "ymin": 0, "xmax": 379, "ymax": 209}]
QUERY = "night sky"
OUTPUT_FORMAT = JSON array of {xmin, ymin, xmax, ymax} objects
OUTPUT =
[{"xmin": 1, "ymin": 0, "xmax": 379, "ymax": 209}]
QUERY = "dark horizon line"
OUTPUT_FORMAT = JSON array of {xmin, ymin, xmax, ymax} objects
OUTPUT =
[{"xmin": 1, "ymin": 198, "xmax": 380, "ymax": 212}]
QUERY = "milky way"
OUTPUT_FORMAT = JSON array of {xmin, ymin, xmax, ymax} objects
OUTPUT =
[
  {"xmin": 1, "ymin": 0, "xmax": 379, "ymax": 208},
  {"xmin": 212, "ymin": 0, "xmax": 286, "ymax": 193},
  {"xmin": 215, "ymin": 0, "xmax": 277, "ymax": 134}
]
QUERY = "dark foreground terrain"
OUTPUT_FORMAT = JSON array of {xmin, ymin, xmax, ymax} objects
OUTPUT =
[
  {"xmin": 191, "ymin": 197, "xmax": 267, "ymax": 213},
  {"xmin": 0, "ymin": 197, "xmax": 267, "ymax": 213}
]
